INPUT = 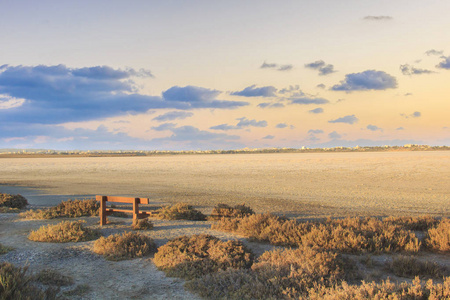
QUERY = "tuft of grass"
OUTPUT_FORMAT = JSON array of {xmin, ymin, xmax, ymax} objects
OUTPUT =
[
  {"xmin": 63, "ymin": 284, "xmax": 91, "ymax": 297},
  {"xmin": 154, "ymin": 234, "xmax": 254, "ymax": 280},
  {"xmin": 131, "ymin": 218, "xmax": 154, "ymax": 231},
  {"xmin": 33, "ymin": 268, "xmax": 74, "ymax": 287},
  {"xmin": 213, "ymin": 214, "xmax": 421, "ymax": 253},
  {"xmin": 28, "ymin": 220, "xmax": 100, "ymax": 243},
  {"xmin": 20, "ymin": 199, "xmax": 99, "ymax": 220},
  {"xmin": 387, "ymin": 255, "xmax": 448, "ymax": 279},
  {"xmin": 0, "ymin": 193, "xmax": 28, "ymax": 209},
  {"xmin": 155, "ymin": 203, "xmax": 206, "ymax": 221},
  {"xmin": 93, "ymin": 231, "xmax": 156, "ymax": 261},
  {"xmin": 0, "ymin": 262, "xmax": 58, "ymax": 300},
  {"xmin": 425, "ymin": 218, "xmax": 450, "ymax": 252},
  {"xmin": 209, "ymin": 203, "xmax": 254, "ymax": 220},
  {"xmin": 0, "ymin": 243, "xmax": 13, "ymax": 255}
]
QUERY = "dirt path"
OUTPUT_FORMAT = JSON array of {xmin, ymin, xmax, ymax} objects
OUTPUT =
[{"xmin": 0, "ymin": 213, "xmax": 275, "ymax": 299}]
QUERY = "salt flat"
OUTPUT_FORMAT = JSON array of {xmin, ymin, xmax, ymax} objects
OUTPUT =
[{"xmin": 0, "ymin": 151, "xmax": 449, "ymax": 218}]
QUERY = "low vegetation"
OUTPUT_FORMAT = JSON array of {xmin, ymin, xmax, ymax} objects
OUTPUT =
[
  {"xmin": 0, "ymin": 262, "xmax": 58, "ymax": 300},
  {"xmin": 425, "ymin": 218, "xmax": 450, "ymax": 252},
  {"xmin": 93, "ymin": 231, "xmax": 156, "ymax": 261},
  {"xmin": 28, "ymin": 220, "xmax": 99, "ymax": 243},
  {"xmin": 131, "ymin": 218, "xmax": 154, "ymax": 230},
  {"xmin": 0, "ymin": 193, "xmax": 28, "ymax": 209},
  {"xmin": 155, "ymin": 203, "xmax": 206, "ymax": 221},
  {"xmin": 154, "ymin": 234, "xmax": 254, "ymax": 280},
  {"xmin": 383, "ymin": 215, "xmax": 440, "ymax": 231},
  {"xmin": 20, "ymin": 199, "xmax": 99, "ymax": 220},
  {"xmin": 387, "ymin": 255, "xmax": 448, "ymax": 279},
  {"xmin": 209, "ymin": 203, "xmax": 254, "ymax": 220},
  {"xmin": 0, "ymin": 243, "xmax": 13, "ymax": 255},
  {"xmin": 33, "ymin": 268, "xmax": 74, "ymax": 287}
]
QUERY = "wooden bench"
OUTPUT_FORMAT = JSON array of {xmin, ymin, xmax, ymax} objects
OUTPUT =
[{"xmin": 96, "ymin": 195, "xmax": 157, "ymax": 226}]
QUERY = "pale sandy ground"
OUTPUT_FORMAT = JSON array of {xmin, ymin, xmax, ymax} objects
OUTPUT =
[{"xmin": 0, "ymin": 151, "xmax": 449, "ymax": 217}]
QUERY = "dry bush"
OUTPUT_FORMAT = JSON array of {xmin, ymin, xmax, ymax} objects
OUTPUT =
[
  {"xmin": 0, "ymin": 193, "xmax": 28, "ymax": 209},
  {"xmin": 155, "ymin": 203, "xmax": 206, "ymax": 221},
  {"xmin": 0, "ymin": 262, "xmax": 58, "ymax": 300},
  {"xmin": 209, "ymin": 203, "xmax": 254, "ymax": 220},
  {"xmin": 186, "ymin": 246, "xmax": 345, "ymax": 299},
  {"xmin": 383, "ymin": 215, "xmax": 440, "ymax": 231},
  {"xmin": 0, "ymin": 243, "xmax": 13, "ymax": 255},
  {"xmin": 425, "ymin": 218, "xmax": 450, "ymax": 252},
  {"xmin": 387, "ymin": 255, "xmax": 448, "ymax": 279},
  {"xmin": 28, "ymin": 220, "xmax": 99, "ymax": 243},
  {"xmin": 33, "ymin": 268, "xmax": 74, "ymax": 286},
  {"xmin": 213, "ymin": 214, "xmax": 420, "ymax": 253},
  {"xmin": 0, "ymin": 207, "xmax": 20, "ymax": 213},
  {"xmin": 308, "ymin": 277, "xmax": 450, "ymax": 300},
  {"xmin": 93, "ymin": 231, "xmax": 156, "ymax": 261},
  {"xmin": 154, "ymin": 234, "xmax": 254, "ymax": 280},
  {"xmin": 131, "ymin": 218, "xmax": 154, "ymax": 230},
  {"xmin": 20, "ymin": 199, "xmax": 99, "ymax": 220}
]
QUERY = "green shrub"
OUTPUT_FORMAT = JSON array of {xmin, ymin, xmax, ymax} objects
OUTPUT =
[
  {"xmin": 93, "ymin": 232, "xmax": 156, "ymax": 261},
  {"xmin": 20, "ymin": 199, "xmax": 99, "ymax": 220},
  {"xmin": 425, "ymin": 218, "xmax": 450, "ymax": 252},
  {"xmin": 0, "ymin": 262, "xmax": 58, "ymax": 300},
  {"xmin": 209, "ymin": 203, "xmax": 254, "ymax": 220},
  {"xmin": 28, "ymin": 220, "xmax": 99, "ymax": 243},
  {"xmin": 154, "ymin": 234, "xmax": 254, "ymax": 280},
  {"xmin": 387, "ymin": 255, "xmax": 448, "ymax": 279},
  {"xmin": 0, "ymin": 193, "xmax": 28, "ymax": 209},
  {"xmin": 156, "ymin": 203, "xmax": 206, "ymax": 221},
  {"xmin": 131, "ymin": 218, "xmax": 154, "ymax": 231},
  {"xmin": 33, "ymin": 268, "xmax": 74, "ymax": 286}
]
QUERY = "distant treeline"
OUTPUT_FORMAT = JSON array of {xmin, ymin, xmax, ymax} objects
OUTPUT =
[{"xmin": 0, "ymin": 145, "xmax": 449, "ymax": 157}]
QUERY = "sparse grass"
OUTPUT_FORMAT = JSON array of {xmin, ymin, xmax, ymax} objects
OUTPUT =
[
  {"xmin": 131, "ymin": 218, "xmax": 154, "ymax": 230},
  {"xmin": 0, "ymin": 243, "xmax": 13, "ymax": 255},
  {"xmin": 28, "ymin": 220, "xmax": 100, "ymax": 243},
  {"xmin": 213, "ymin": 214, "xmax": 421, "ymax": 253},
  {"xmin": 0, "ymin": 262, "xmax": 58, "ymax": 300},
  {"xmin": 425, "ymin": 218, "xmax": 450, "ymax": 252},
  {"xmin": 155, "ymin": 203, "xmax": 206, "ymax": 221},
  {"xmin": 387, "ymin": 255, "xmax": 448, "ymax": 279},
  {"xmin": 33, "ymin": 268, "xmax": 74, "ymax": 286},
  {"xmin": 0, "ymin": 206, "xmax": 21, "ymax": 213},
  {"xmin": 209, "ymin": 203, "xmax": 254, "ymax": 220},
  {"xmin": 0, "ymin": 193, "xmax": 28, "ymax": 209},
  {"xmin": 20, "ymin": 199, "xmax": 99, "ymax": 220},
  {"xmin": 154, "ymin": 234, "xmax": 254, "ymax": 280},
  {"xmin": 93, "ymin": 231, "xmax": 156, "ymax": 261},
  {"xmin": 63, "ymin": 284, "xmax": 91, "ymax": 297}
]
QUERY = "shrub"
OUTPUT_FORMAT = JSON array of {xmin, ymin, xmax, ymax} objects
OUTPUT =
[
  {"xmin": 33, "ymin": 268, "xmax": 74, "ymax": 286},
  {"xmin": 28, "ymin": 220, "xmax": 99, "ymax": 243},
  {"xmin": 0, "ymin": 207, "xmax": 20, "ymax": 213},
  {"xmin": 0, "ymin": 262, "xmax": 58, "ymax": 300},
  {"xmin": 383, "ymin": 215, "xmax": 440, "ymax": 231},
  {"xmin": 20, "ymin": 199, "xmax": 99, "ymax": 220},
  {"xmin": 156, "ymin": 203, "xmax": 206, "ymax": 221},
  {"xmin": 0, "ymin": 193, "xmax": 28, "ymax": 209},
  {"xmin": 210, "ymin": 203, "xmax": 254, "ymax": 220},
  {"xmin": 93, "ymin": 232, "xmax": 156, "ymax": 261},
  {"xmin": 154, "ymin": 234, "xmax": 254, "ymax": 280},
  {"xmin": 131, "ymin": 218, "xmax": 154, "ymax": 230},
  {"xmin": 0, "ymin": 243, "xmax": 13, "ymax": 255},
  {"xmin": 425, "ymin": 218, "xmax": 450, "ymax": 252},
  {"xmin": 387, "ymin": 255, "xmax": 448, "ymax": 279}
]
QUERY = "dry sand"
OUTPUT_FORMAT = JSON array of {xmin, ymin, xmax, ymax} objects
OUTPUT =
[{"xmin": 0, "ymin": 151, "xmax": 449, "ymax": 217}]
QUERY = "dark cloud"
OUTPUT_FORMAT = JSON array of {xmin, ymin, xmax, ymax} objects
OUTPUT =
[
  {"xmin": 309, "ymin": 108, "xmax": 324, "ymax": 114},
  {"xmin": 152, "ymin": 111, "xmax": 193, "ymax": 122},
  {"xmin": 328, "ymin": 115, "xmax": 359, "ymax": 124},
  {"xmin": 278, "ymin": 65, "xmax": 293, "ymax": 71},
  {"xmin": 401, "ymin": 111, "xmax": 421, "ymax": 119},
  {"xmin": 231, "ymin": 85, "xmax": 277, "ymax": 97},
  {"xmin": 316, "ymin": 84, "xmax": 326, "ymax": 89},
  {"xmin": 328, "ymin": 131, "xmax": 342, "ymax": 139},
  {"xmin": 0, "ymin": 65, "xmax": 249, "ymax": 125},
  {"xmin": 396, "ymin": 127, "xmax": 405, "ymax": 130},
  {"xmin": 367, "ymin": 124, "xmax": 383, "ymax": 131},
  {"xmin": 279, "ymin": 85, "xmax": 302, "ymax": 95},
  {"xmin": 151, "ymin": 123, "xmax": 177, "ymax": 131},
  {"xmin": 290, "ymin": 97, "xmax": 329, "ymax": 105},
  {"xmin": 436, "ymin": 56, "xmax": 450, "ymax": 69},
  {"xmin": 276, "ymin": 123, "xmax": 288, "ymax": 129},
  {"xmin": 257, "ymin": 102, "xmax": 285, "ymax": 108},
  {"xmin": 305, "ymin": 60, "xmax": 336, "ymax": 76},
  {"xmin": 363, "ymin": 16, "xmax": 393, "ymax": 21},
  {"xmin": 331, "ymin": 70, "xmax": 397, "ymax": 91},
  {"xmin": 262, "ymin": 135, "xmax": 275, "ymax": 139},
  {"xmin": 425, "ymin": 49, "xmax": 443, "ymax": 56},
  {"xmin": 260, "ymin": 61, "xmax": 293, "ymax": 71},
  {"xmin": 260, "ymin": 61, "xmax": 277, "ymax": 69},
  {"xmin": 210, "ymin": 117, "xmax": 267, "ymax": 131},
  {"xmin": 308, "ymin": 129, "xmax": 324, "ymax": 134},
  {"xmin": 400, "ymin": 64, "xmax": 434, "ymax": 75}
]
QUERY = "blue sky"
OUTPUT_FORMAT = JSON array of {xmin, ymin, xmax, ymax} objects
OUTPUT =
[{"xmin": 1, "ymin": 0, "xmax": 449, "ymax": 150}]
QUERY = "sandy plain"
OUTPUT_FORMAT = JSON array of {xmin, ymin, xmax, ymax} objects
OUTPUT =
[{"xmin": 0, "ymin": 151, "xmax": 449, "ymax": 218}]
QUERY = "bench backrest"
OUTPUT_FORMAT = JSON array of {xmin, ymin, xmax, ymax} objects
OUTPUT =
[{"xmin": 95, "ymin": 195, "xmax": 149, "ymax": 204}]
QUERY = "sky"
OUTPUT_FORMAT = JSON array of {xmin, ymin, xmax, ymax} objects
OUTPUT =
[{"xmin": 1, "ymin": 0, "xmax": 450, "ymax": 150}]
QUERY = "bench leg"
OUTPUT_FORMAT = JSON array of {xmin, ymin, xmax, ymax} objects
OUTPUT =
[
  {"xmin": 100, "ymin": 196, "xmax": 107, "ymax": 226},
  {"xmin": 133, "ymin": 198, "xmax": 139, "ymax": 220}
]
